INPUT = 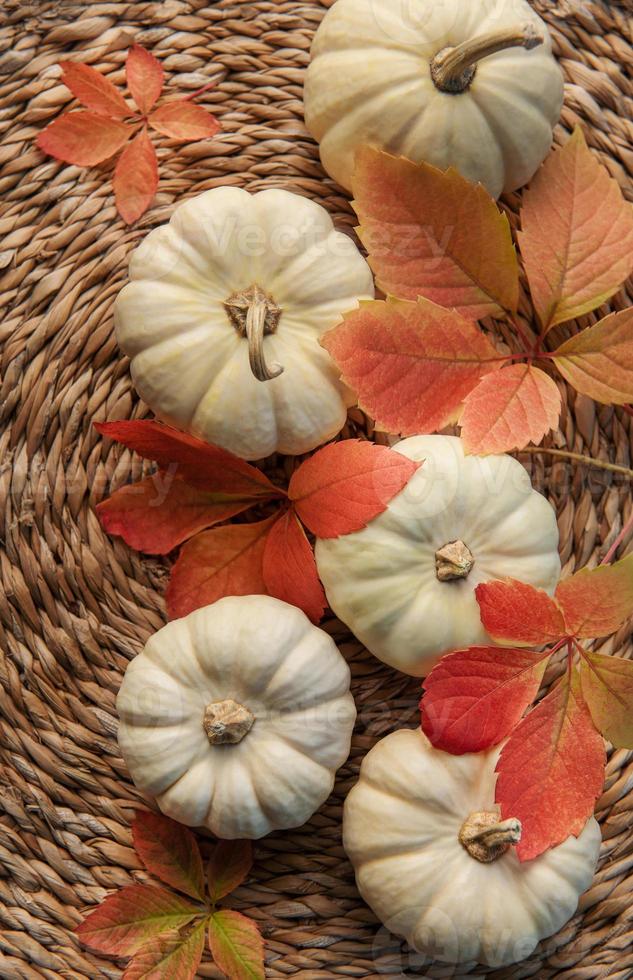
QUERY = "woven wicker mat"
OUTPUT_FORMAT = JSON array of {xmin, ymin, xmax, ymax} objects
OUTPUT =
[{"xmin": 1, "ymin": 1, "xmax": 632, "ymax": 977}]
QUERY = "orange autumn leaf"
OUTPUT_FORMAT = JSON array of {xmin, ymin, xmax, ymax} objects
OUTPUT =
[
  {"xmin": 553, "ymin": 309, "xmax": 633, "ymax": 404},
  {"xmin": 36, "ymin": 111, "xmax": 129, "ymax": 165},
  {"xmin": 149, "ymin": 101, "xmax": 221, "ymax": 141},
  {"xmin": 352, "ymin": 146, "xmax": 519, "ymax": 320},
  {"xmin": 555, "ymin": 554, "xmax": 633, "ymax": 639},
  {"xmin": 123, "ymin": 922, "xmax": 205, "ymax": 980},
  {"xmin": 60, "ymin": 61, "xmax": 130, "ymax": 118},
  {"xmin": 96, "ymin": 476, "xmax": 255, "ymax": 555},
  {"xmin": 114, "ymin": 128, "xmax": 158, "ymax": 224},
  {"xmin": 322, "ymin": 297, "xmax": 503, "ymax": 437},
  {"xmin": 262, "ymin": 510, "xmax": 326, "ymax": 624},
  {"xmin": 476, "ymin": 579, "xmax": 567, "ymax": 647},
  {"xmin": 495, "ymin": 671, "xmax": 605, "ymax": 861},
  {"xmin": 288, "ymin": 439, "xmax": 419, "ymax": 539},
  {"xmin": 580, "ymin": 652, "xmax": 633, "ymax": 749},
  {"xmin": 166, "ymin": 515, "xmax": 277, "ymax": 619},
  {"xmin": 460, "ymin": 363, "xmax": 561, "ymax": 455},
  {"xmin": 519, "ymin": 127, "xmax": 633, "ymax": 332},
  {"xmin": 126, "ymin": 44, "xmax": 164, "ymax": 115},
  {"xmin": 421, "ymin": 646, "xmax": 549, "ymax": 754}
]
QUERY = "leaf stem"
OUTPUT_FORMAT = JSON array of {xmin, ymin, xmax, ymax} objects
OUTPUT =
[
  {"xmin": 600, "ymin": 507, "xmax": 633, "ymax": 566},
  {"xmin": 518, "ymin": 446, "xmax": 633, "ymax": 480}
]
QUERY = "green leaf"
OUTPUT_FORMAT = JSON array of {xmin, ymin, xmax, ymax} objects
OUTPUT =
[
  {"xmin": 133, "ymin": 811, "xmax": 205, "ymax": 902},
  {"xmin": 123, "ymin": 920, "xmax": 206, "ymax": 979},
  {"xmin": 208, "ymin": 840, "xmax": 253, "ymax": 905},
  {"xmin": 580, "ymin": 651, "xmax": 633, "ymax": 749},
  {"xmin": 76, "ymin": 885, "xmax": 199, "ymax": 956},
  {"xmin": 208, "ymin": 910, "xmax": 265, "ymax": 980}
]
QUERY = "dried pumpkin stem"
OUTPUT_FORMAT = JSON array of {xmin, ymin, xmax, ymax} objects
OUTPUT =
[
  {"xmin": 431, "ymin": 23, "xmax": 544, "ymax": 94},
  {"xmin": 459, "ymin": 811, "xmax": 522, "ymax": 863},
  {"xmin": 203, "ymin": 698, "xmax": 255, "ymax": 745},
  {"xmin": 224, "ymin": 283, "xmax": 284, "ymax": 383},
  {"xmin": 435, "ymin": 540, "xmax": 474, "ymax": 581}
]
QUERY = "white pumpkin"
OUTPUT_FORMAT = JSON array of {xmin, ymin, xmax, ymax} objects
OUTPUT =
[
  {"xmin": 344, "ymin": 729, "xmax": 601, "ymax": 966},
  {"xmin": 117, "ymin": 595, "xmax": 356, "ymax": 839},
  {"xmin": 115, "ymin": 187, "xmax": 374, "ymax": 460},
  {"xmin": 315, "ymin": 435, "xmax": 560, "ymax": 676},
  {"xmin": 304, "ymin": 0, "xmax": 564, "ymax": 198}
]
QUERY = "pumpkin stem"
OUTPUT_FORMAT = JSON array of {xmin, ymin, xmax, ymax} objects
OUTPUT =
[
  {"xmin": 203, "ymin": 698, "xmax": 255, "ymax": 745},
  {"xmin": 430, "ymin": 23, "xmax": 544, "ymax": 94},
  {"xmin": 224, "ymin": 284, "xmax": 284, "ymax": 382},
  {"xmin": 435, "ymin": 540, "xmax": 474, "ymax": 581},
  {"xmin": 459, "ymin": 811, "xmax": 522, "ymax": 863}
]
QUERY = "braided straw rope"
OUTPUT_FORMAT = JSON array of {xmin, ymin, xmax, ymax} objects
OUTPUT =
[{"xmin": 1, "ymin": 1, "xmax": 632, "ymax": 976}]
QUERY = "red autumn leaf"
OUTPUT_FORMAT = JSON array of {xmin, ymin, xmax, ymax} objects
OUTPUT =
[
  {"xmin": 288, "ymin": 440, "xmax": 419, "ymax": 539},
  {"xmin": 208, "ymin": 910, "xmax": 265, "ymax": 980},
  {"xmin": 95, "ymin": 421, "xmax": 280, "ymax": 499},
  {"xmin": 207, "ymin": 840, "xmax": 253, "ymax": 906},
  {"xmin": 36, "ymin": 111, "xmax": 129, "ymax": 166},
  {"xmin": 421, "ymin": 646, "xmax": 549, "ymax": 754},
  {"xmin": 555, "ymin": 554, "xmax": 633, "ymax": 639},
  {"xmin": 114, "ymin": 127, "xmax": 158, "ymax": 224},
  {"xmin": 96, "ymin": 476, "xmax": 256, "ymax": 555},
  {"xmin": 495, "ymin": 670, "xmax": 605, "ymax": 861},
  {"xmin": 262, "ymin": 510, "xmax": 326, "ymax": 624},
  {"xmin": 580, "ymin": 651, "xmax": 633, "ymax": 749},
  {"xmin": 123, "ymin": 921, "xmax": 205, "ymax": 980},
  {"xmin": 352, "ymin": 146, "xmax": 519, "ymax": 320},
  {"xmin": 322, "ymin": 297, "xmax": 503, "ymax": 437},
  {"xmin": 519, "ymin": 127, "xmax": 633, "ymax": 332},
  {"xmin": 476, "ymin": 579, "xmax": 567, "ymax": 647},
  {"xmin": 60, "ymin": 61, "xmax": 130, "ymax": 118},
  {"xmin": 166, "ymin": 516, "xmax": 277, "ymax": 619},
  {"xmin": 127, "ymin": 44, "xmax": 164, "ymax": 115},
  {"xmin": 76, "ymin": 884, "xmax": 199, "ymax": 956},
  {"xmin": 553, "ymin": 309, "xmax": 633, "ymax": 405},
  {"xmin": 149, "ymin": 101, "xmax": 220, "ymax": 141},
  {"xmin": 132, "ymin": 811, "xmax": 205, "ymax": 902},
  {"xmin": 460, "ymin": 364, "xmax": 562, "ymax": 455}
]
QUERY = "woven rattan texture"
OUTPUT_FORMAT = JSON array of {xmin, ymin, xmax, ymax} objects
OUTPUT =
[{"xmin": 1, "ymin": 1, "xmax": 632, "ymax": 977}]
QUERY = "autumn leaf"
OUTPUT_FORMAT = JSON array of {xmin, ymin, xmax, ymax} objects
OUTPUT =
[
  {"xmin": 208, "ymin": 910, "xmax": 265, "ymax": 980},
  {"xmin": 115, "ymin": 128, "xmax": 159, "ymax": 225},
  {"xmin": 207, "ymin": 840, "xmax": 253, "ymax": 906},
  {"xmin": 288, "ymin": 439, "xmax": 419, "ymax": 538},
  {"xmin": 262, "ymin": 510, "xmax": 326, "ymax": 624},
  {"xmin": 353, "ymin": 146, "xmax": 519, "ymax": 319},
  {"xmin": 123, "ymin": 921, "xmax": 205, "ymax": 980},
  {"xmin": 127, "ymin": 44, "xmax": 164, "ymax": 115},
  {"xmin": 555, "ymin": 554, "xmax": 633, "ymax": 639},
  {"xmin": 553, "ymin": 309, "xmax": 633, "ymax": 405},
  {"xmin": 95, "ymin": 421, "xmax": 281, "ymax": 499},
  {"xmin": 322, "ymin": 297, "xmax": 503, "ymax": 437},
  {"xmin": 149, "ymin": 102, "xmax": 220, "ymax": 141},
  {"xmin": 476, "ymin": 579, "xmax": 567, "ymax": 646},
  {"xmin": 36, "ymin": 111, "xmax": 129, "ymax": 165},
  {"xmin": 76, "ymin": 885, "xmax": 199, "ymax": 956},
  {"xmin": 132, "ymin": 811, "xmax": 205, "ymax": 902},
  {"xmin": 96, "ymin": 476, "xmax": 256, "ymax": 555},
  {"xmin": 519, "ymin": 127, "xmax": 633, "ymax": 332},
  {"xmin": 166, "ymin": 516, "xmax": 277, "ymax": 619},
  {"xmin": 60, "ymin": 61, "xmax": 130, "ymax": 118},
  {"xmin": 460, "ymin": 364, "xmax": 561, "ymax": 455},
  {"xmin": 37, "ymin": 46, "xmax": 221, "ymax": 224},
  {"xmin": 580, "ymin": 652, "xmax": 633, "ymax": 749},
  {"xmin": 495, "ymin": 671, "xmax": 605, "ymax": 861},
  {"xmin": 421, "ymin": 647, "xmax": 549, "ymax": 754}
]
